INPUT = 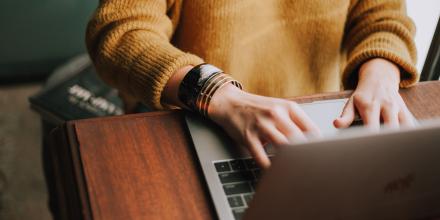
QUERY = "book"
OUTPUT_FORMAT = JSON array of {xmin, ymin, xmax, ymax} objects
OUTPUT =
[{"xmin": 29, "ymin": 55, "xmax": 143, "ymax": 125}]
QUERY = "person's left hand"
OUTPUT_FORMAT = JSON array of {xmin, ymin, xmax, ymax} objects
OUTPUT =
[{"xmin": 334, "ymin": 58, "xmax": 415, "ymax": 130}]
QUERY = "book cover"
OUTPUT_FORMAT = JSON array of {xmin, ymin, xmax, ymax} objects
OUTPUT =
[{"xmin": 29, "ymin": 57, "xmax": 125, "ymax": 125}]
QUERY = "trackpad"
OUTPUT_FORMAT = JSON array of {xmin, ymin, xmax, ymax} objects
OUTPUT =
[{"xmin": 299, "ymin": 99, "xmax": 351, "ymax": 136}]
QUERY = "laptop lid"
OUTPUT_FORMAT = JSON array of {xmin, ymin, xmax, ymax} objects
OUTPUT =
[
  {"xmin": 245, "ymin": 120, "xmax": 440, "ymax": 220},
  {"xmin": 185, "ymin": 99, "xmax": 349, "ymax": 220}
]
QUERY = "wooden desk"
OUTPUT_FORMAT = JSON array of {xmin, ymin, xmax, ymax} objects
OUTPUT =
[{"xmin": 49, "ymin": 81, "xmax": 440, "ymax": 220}]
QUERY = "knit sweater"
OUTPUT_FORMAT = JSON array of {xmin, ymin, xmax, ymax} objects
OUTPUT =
[{"xmin": 86, "ymin": 0, "xmax": 418, "ymax": 110}]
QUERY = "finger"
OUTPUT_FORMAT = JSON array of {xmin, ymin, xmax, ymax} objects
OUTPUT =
[
  {"xmin": 270, "ymin": 110, "xmax": 307, "ymax": 142},
  {"xmin": 334, "ymin": 98, "xmax": 355, "ymax": 128},
  {"xmin": 396, "ymin": 96, "xmax": 416, "ymax": 127},
  {"xmin": 398, "ymin": 107, "xmax": 416, "ymax": 127},
  {"xmin": 256, "ymin": 119, "xmax": 290, "ymax": 146},
  {"xmin": 381, "ymin": 105, "xmax": 399, "ymax": 128},
  {"xmin": 276, "ymin": 119, "xmax": 307, "ymax": 143},
  {"xmin": 245, "ymin": 132, "xmax": 271, "ymax": 168},
  {"xmin": 359, "ymin": 101, "xmax": 381, "ymax": 130},
  {"xmin": 284, "ymin": 121, "xmax": 307, "ymax": 143},
  {"xmin": 288, "ymin": 103, "xmax": 321, "ymax": 136}
]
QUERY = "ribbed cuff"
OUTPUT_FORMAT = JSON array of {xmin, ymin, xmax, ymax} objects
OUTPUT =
[
  {"xmin": 343, "ymin": 48, "xmax": 419, "ymax": 89},
  {"xmin": 130, "ymin": 48, "xmax": 204, "ymax": 110}
]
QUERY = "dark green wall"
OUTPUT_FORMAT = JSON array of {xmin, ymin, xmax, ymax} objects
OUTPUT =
[{"xmin": 0, "ymin": 0, "xmax": 98, "ymax": 82}]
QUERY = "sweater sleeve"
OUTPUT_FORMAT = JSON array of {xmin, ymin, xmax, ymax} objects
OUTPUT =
[
  {"xmin": 86, "ymin": 0, "xmax": 203, "ymax": 110},
  {"xmin": 342, "ymin": 0, "xmax": 418, "ymax": 89}
]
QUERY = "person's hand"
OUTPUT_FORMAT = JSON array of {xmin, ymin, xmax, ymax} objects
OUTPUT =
[
  {"xmin": 334, "ymin": 58, "xmax": 415, "ymax": 130},
  {"xmin": 208, "ymin": 84, "xmax": 321, "ymax": 168}
]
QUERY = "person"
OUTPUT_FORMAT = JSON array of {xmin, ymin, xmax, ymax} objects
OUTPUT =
[{"xmin": 86, "ymin": 0, "xmax": 418, "ymax": 168}]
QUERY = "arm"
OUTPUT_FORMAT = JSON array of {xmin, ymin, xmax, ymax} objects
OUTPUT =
[
  {"xmin": 87, "ymin": 0, "xmax": 319, "ymax": 168},
  {"xmin": 335, "ymin": 0, "xmax": 418, "ymax": 129},
  {"xmin": 163, "ymin": 65, "xmax": 320, "ymax": 168},
  {"xmin": 86, "ymin": 0, "xmax": 203, "ymax": 110}
]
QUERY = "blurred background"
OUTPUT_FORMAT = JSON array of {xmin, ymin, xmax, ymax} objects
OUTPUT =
[
  {"xmin": 0, "ymin": 0, "xmax": 98, "ymax": 219},
  {"xmin": 0, "ymin": 0, "xmax": 98, "ymax": 83},
  {"xmin": 0, "ymin": 0, "xmax": 438, "ymax": 219}
]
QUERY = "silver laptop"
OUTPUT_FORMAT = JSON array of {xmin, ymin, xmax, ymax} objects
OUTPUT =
[{"xmin": 184, "ymin": 99, "xmax": 440, "ymax": 220}]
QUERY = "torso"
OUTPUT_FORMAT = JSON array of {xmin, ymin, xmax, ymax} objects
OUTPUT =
[{"xmin": 173, "ymin": 0, "xmax": 351, "ymax": 97}]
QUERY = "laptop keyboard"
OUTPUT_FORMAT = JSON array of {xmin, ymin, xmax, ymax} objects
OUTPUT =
[{"xmin": 214, "ymin": 157, "xmax": 271, "ymax": 220}]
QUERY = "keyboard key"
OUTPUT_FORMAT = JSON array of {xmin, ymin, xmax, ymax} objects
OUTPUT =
[
  {"xmin": 232, "ymin": 208, "xmax": 246, "ymax": 220},
  {"xmin": 219, "ymin": 171, "xmax": 254, "ymax": 184},
  {"xmin": 227, "ymin": 195, "xmax": 244, "ymax": 208},
  {"xmin": 244, "ymin": 159, "xmax": 258, "ymax": 169},
  {"xmin": 223, "ymin": 183, "xmax": 252, "ymax": 195},
  {"xmin": 230, "ymin": 160, "xmax": 246, "ymax": 170},
  {"xmin": 214, "ymin": 162, "xmax": 231, "ymax": 172},
  {"xmin": 243, "ymin": 194, "xmax": 253, "ymax": 206}
]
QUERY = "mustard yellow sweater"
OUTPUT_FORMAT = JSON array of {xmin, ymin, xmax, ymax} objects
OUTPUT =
[{"xmin": 86, "ymin": 0, "xmax": 418, "ymax": 110}]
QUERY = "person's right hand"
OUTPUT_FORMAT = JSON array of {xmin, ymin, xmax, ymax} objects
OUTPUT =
[{"xmin": 208, "ymin": 84, "xmax": 321, "ymax": 168}]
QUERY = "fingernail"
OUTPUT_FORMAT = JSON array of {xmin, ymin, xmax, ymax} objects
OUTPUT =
[
  {"xmin": 287, "ymin": 135, "xmax": 307, "ymax": 144},
  {"xmin": 262, "ymin": 160, "xmax": 271, "ymax": 169},
  {"xmin": 305, "ymin": 132, "xmax": 321, "ymax": 139},
  {"xmin": 333, "ymin": 119, "xmax": 340, "ymax": 128}
]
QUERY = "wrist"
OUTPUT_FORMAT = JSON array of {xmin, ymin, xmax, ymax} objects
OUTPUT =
[
  {"xmin": 162, "ymin": 65, "xmax": 194, "ymax": 108},
  {"xmin": 208, "ymin": 83, "xmax": 245, "ymax": 119},
  {"xmin": 175, "ymin": 63, "xmax": 243, "ymax": 116},
  {"xmin": 358, "ymin": 58, "xmax": 400, "ymax": 88}
]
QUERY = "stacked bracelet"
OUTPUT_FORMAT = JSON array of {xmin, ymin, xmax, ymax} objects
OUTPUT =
[
  {"xmin": 197, "ymin": 72, "xmax": 242, "ymax": 116},
  {"xmin": 178, "ymin": 64, "xmax": 242, "ymax": 117}
]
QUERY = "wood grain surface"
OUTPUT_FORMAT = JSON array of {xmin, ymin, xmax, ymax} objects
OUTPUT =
[
  {"xmin": 53, "ymin": 81, "xmax": 440, "ymax": 220},
  {"xmin": 73, "ymin": 112, "xmax": 216, "ymax": 220}
]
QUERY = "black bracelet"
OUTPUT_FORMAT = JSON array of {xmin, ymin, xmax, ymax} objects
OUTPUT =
[{"xmin": 178, "ymin": 63, "xmax": 223, "ymax": 110}]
